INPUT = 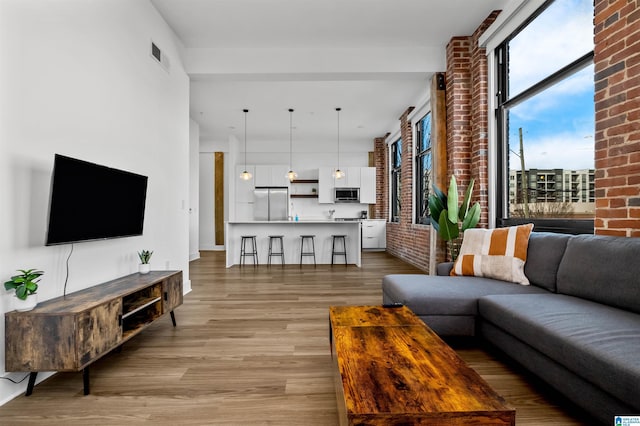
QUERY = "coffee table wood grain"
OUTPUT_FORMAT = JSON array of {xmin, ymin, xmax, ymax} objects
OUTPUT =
[{"xmin": 329, "ymin": 305, "xmax": 515, "ymax": 426}]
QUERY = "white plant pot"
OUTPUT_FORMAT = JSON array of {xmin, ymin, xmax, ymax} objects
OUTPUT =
[
  {"xmin": 15, "ymin": 294, "xmax": 38, "ymax": 312},
  {"xmin": 139, "ymin": 264, "xmax": 151, "ymax": 274}
]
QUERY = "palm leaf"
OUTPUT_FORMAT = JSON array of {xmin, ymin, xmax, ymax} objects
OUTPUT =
[
  {"xmin": 438, "ymin": 210, "xmax": 459, "ymax": 241},
  {"xmin": 447, "ymin": 175, "xmax": 458, "ymax": 224},
  {"xmin": 459, "ymin": 178, "xmax": 475, "ymax": 222},
  {"xmin": 462, "ymin": 202, "xmax": 481, "ymax": 231}
]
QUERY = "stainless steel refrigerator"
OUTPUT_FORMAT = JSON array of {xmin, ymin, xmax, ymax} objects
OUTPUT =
[{"xmin": 254, "ymin": 187, "xmax": 289, "ymax": 221}]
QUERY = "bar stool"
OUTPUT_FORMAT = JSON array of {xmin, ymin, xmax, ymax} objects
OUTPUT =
[
  {"xmin": 268, "ymin": 235, "xmax": 285, "ymax": 267},
  {"xmin": 239, "ymin": 235, "xmax": 258, "ymax": 266},
  {"xmin": 331, "ymin": 235, "xmax": 347, "ymax": 265},
  {"xmin": 300, "ymin": 235, "xmax": 316, "ymax": 266}
]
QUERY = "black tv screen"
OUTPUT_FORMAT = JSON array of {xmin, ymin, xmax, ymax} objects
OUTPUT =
[{"xmin": 45, "ymin": 154, "xmax": 148, "ymax": 245}]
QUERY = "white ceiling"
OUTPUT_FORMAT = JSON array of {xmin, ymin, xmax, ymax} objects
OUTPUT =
[{"xmin": 151, "ymin": 0, "xmax": 509, "ymax": 149}]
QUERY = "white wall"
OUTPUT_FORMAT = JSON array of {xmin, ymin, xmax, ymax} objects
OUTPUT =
[
  {"xmin": 199, "ymin": 153, "xmax": 216, "ymax": 249},
  {"xmin": 199, "ymin": 139, "xmax": 231, "ymax": 250},
  {"xmin": 0, "ymin": 0, "xmax": 190, "ymax": 404}
]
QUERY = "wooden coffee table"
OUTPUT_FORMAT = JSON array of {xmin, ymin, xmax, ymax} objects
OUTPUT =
[{"xmin": 329, "ymin": 305, "xmax": 515, "ymax": 426}]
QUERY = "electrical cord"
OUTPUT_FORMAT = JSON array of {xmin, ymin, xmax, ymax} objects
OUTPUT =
[
  {"xmin": 63, "ymin": 243, "xmax": 74, "ymax": 298},
  {"xmin": 0, "ymin": 373, "xmax": 30, "ymax": 384}
]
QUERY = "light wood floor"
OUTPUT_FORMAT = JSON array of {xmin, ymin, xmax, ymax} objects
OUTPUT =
[{"xmin": 0, "ymin": 251, "xmax": 591, "ymax": 425}]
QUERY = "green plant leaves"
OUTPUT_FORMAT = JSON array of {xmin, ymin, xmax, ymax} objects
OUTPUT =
[
  {"xmin": 446, "ymin": 175, "xmax": 458, "ymax": 224},
  {"xmin": 438, "ymin": 210, "xmax": 460, "ymax": 241},
  {"xmin": 138, "ymin": 250, "xmax": 153, "ymax": 264},
  {"xmin": 462, "ymin": 202, "xmax": 481, "ymax": 231},
  {"xmin": 428, "ymin": 192, "xmax": 445, "ymax": 231},
  {"xmin": 459, "ymin": 178, "xmax": 475, "ymax": 222},
  {"xmin": 428, "ymin": 176, "xmax": 482, "ymax": 260},
  {"xmin": 4, "ymin": 269, "xmax": 43, "ymax": 300}
]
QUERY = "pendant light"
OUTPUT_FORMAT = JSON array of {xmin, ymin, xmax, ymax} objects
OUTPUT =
[
  {"xmin": 239, "ymin": 109, "xmax": 252, "ymax": 181},
  {"xmin": 286, "ymin": 108, "xmax": 298, "ymax": 182},
  {"xmin": 334, "ymin": 107, "xmax": 345, "ymax": 180}
]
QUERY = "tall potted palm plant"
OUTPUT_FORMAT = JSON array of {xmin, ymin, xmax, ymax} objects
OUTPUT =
[{"xmin": 429, "ymin": 175, "xmax": 481, "ymax": 261}]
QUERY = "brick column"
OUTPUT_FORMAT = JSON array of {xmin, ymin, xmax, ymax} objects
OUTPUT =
[
  {"xmin": 594, "ymin": 0, "xmax": 640, "ymax": 236},
  {"xmin": 446, "ymin": 36, "xmax": 473, "ymax": 192},
  {"xmin": 470, "ymin": 11, "xmax": 499, "ymax": 227},
  {"xmin": 445, "ymin": 12, "xmax": 498, "ymax": 229}
]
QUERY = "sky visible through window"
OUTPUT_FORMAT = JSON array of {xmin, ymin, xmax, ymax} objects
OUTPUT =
[{"xmin": 507, "ymin": 0, "xmax": 594, "ymax": 171}]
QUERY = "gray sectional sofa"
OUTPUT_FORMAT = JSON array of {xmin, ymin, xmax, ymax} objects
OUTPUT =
[{"xmin": 382, "ymin": 232, "xmax": 640, "ymax": 425}]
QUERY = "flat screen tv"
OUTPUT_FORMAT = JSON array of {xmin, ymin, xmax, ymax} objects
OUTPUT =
[{"xmin": 45, "ymin": 154, "xmax": 148, "ymax": 245}]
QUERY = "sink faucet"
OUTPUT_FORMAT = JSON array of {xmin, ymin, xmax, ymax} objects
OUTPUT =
[{"xmin": 329, "ymin": 209, "xmax": 335, "ymax": 219}]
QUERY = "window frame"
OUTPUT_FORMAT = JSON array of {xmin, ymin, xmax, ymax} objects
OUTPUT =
[
  {"xmin": 415, "ymin": 112, "xmax": 432, "ymax": 225},
  {"xmin": 390, "ymin": 138, "xmax": 402, "ymax": 223},
  {"xmin": 494, "ymin": 0, "xmax": 595, "ymax": 234}
]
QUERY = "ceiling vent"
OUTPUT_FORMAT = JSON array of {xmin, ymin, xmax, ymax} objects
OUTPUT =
[{"xmin": 150, "ymin": 41, "xmax": 170, "ymax": 72}]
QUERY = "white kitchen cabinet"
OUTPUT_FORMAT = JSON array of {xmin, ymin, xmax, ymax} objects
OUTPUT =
[
  {"xmin": 318, "ymin": 167, "xmax": 335, "ymax": 204},
  {"xmin": 361, "ymin": 219, "xmax": 386, "ymax": 249},
  {"xmin": 334, "ymin": 167, "xmax": 361, "ymax": 188},
  {"xmin": 359, "ymin": 167, "xmax": 376, "ymax": 204},
  {"xmin": 254, "ymin": 165, "xmax": 290, "ymax": 187}
]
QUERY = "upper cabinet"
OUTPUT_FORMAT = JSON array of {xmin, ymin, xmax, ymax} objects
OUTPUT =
[
  {"xmin": 318, "ymin": 167, "xmax": 335, "ymax": 204},
  {"xmin": 359, "ymin": 167, "xmax": 376, "ymax": 204},
  {"xmin": 334, "ymin": 167, "xmax": 361, "ymax": 188},
  {"xmin": 318, "ymin": 166, "xmax": 376, "ymax": 204}
]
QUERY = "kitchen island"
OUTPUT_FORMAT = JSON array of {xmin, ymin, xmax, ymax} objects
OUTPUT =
[{"xmin": 225, "ymin": 221, "xmax": 361, "ymax": 267}]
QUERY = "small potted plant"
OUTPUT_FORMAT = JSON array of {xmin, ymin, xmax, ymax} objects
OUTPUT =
[
  {"xmin": 4, "ymin": 269, "xmax": 44, "ymax": 312},
  {"xmin": 138, "ymin": 250, "xmax": 153, "ymax": 274}
]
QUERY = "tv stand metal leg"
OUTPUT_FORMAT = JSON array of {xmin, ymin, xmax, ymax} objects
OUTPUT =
[
  {"xmin": 83, "ymin": 367, "xmax": 90, "ymax": 395},
  {"xmin": 25, "ymin": 372, "xmax": 38, "ymax": 396},
  {"xmin": 170, "ymin": 310, "xmax": 176, "ymax": 327}
]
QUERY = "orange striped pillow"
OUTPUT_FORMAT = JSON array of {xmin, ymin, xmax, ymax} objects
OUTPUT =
[{"xmin": 451, "ymin": 224, "xmax": 534, "ymax": 285}]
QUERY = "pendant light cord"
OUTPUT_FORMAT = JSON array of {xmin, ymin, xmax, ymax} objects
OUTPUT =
[
  {"xmin": 243, "ymin": 109, "xmax": 249, "ymax": 169},
  {"xmin": 336, "ymin": 107, "xmax": 341, "ymax": 170},
  {"xmin": 289, "ymin": 109, "xmax": 294, "ymax": 170}
]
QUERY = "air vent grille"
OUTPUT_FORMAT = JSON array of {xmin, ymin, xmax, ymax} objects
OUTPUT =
[{"xmin": 150, "ymin": 41, "xmax": 170, "ymax": 72}]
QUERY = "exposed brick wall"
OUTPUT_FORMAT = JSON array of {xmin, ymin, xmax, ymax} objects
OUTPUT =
[
  {"xmin": 594, "ymin": 0, "xmax": 640, "ymax": 237},
  {"xmin": 445, "ymin": 12, "xmax": 498, "ymax": 230},
  {"xmin": 380, "ymin": 13, "xmax": 499, "ymax": 270},
  {"xmin": 446, "ymin": 36, "xmax": 473, "ymax": 193},
  {"xmin": 385, "ymin": 107, "xmax": 432, "ymax": 271},
  {"xmin": 372, "ymin": 136, "xmax": 388, "ymax": 220}
]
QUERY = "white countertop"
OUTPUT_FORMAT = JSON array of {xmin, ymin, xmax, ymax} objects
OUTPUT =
[{"xmin": 227, "ymin": 220, "xmax": 361, "ymax": 224}]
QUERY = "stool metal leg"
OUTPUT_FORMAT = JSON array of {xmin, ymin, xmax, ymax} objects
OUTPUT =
[
  {"xmin": 311, "ymin": 237, "xmax": 316, "ymax": 266},
  {"xmin": 278, "ymin": 237, "xmax": 285, "ymax": 267},
  {"xmin": 240, "ymin": 236, "xmax": 258, "ymax": 267},
  {"xmin": 252, "ymin": 236, "xmax": 258, "ymax": 266},
  {"xmin": 240, "ymin": 237, "xmax": 246, "ymax": 267},
  {"xmin": 268, "ymin": 236, "xmax": 285, "ymax": 267},
  {"xmin": 300, "ymin": 235, "xmax": 316, "ymax": 267},
  {"xmin": 331, "ymin": 235, "xmax": 347, "ymax": 266}
]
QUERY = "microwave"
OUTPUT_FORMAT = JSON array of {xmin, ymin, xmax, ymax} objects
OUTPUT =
[{"xmin": 334, "ymin": 187, "xmax": 359, "ymax": 203}]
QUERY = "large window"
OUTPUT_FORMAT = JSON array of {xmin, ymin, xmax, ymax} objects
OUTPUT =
[
  {"xmin": 391, "ymin": 139, "xmax": 402, "ymax": 222},
  {"xmin": 496, "ymin": 0, "xmax": 594, "ymax": 233},
  {"xmin": 415, "ymin": 113, "xmax": 432, "ymax": 224}
]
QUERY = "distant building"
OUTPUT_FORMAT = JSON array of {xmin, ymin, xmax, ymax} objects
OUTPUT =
[{"xmin": 509, "ymin": 168, "xmax": 595, "ymax": 217}]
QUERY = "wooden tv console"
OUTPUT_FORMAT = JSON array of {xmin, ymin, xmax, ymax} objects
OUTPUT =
[{"xmin": 4, "ymin": 270, "xmax": 183, "ymax": 396}]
